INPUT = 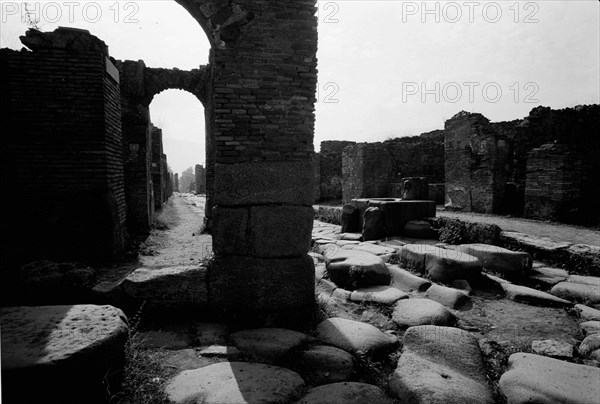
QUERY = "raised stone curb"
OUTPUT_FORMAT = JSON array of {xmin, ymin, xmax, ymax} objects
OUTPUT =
[
  {"xmin": 400, "ymin": 244, "xmax": 483, "ymax": 283},
  {"xmin": 387, "ymin": 264, "xmax": 432, "ymax": 292},
  {"xmin": 455, "ymin": 243, "xmax": 532, "ymax": 280},
  {"xmin": 501, "ymin": 283, "xmax": 572, "ymax": 307}
]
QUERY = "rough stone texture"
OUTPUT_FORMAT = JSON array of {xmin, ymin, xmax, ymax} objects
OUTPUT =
[
  {"xmin": 121, "ymin": 265, "xmax": 208, "ymax": 310},
  {"xmin": 1, "ymin": 304, "xmax": 128, "ymax": 403},
  {"xmin": 357, "ymin": 199, "xmax": 437, "ymax": 237},
  {"xmin": 342, "ymin": 143, "xmax": 392, "ymax": 203},
  {"xmin": 567, "ymin": 274, "xmax": 600, "ymax": 287},
  {"xmin": 402, "ymin": 177, "xmax": 429, "ymax": 200},
  {"xmin": 550, "ymin": 282, "xmax": 600, "ymax": 304},
  {"xmin": 501, "ymin": 283, "xmax": 572, "ymax": 307},
  {"xmin": 2, "ymin": 28, "xmax": 127, "ymax": 265},
  {"xmin": 325, "ymin": 250, "xmax": 390, "ymax": 290},
  {"xmin": 389, "ymin": 326, "xmax": 494, "ymax": 404},
  {"xmin": 362, "ymin": 206, "xmax": 386, "ymax": 241},
  {"xmin": 528, "ymin": 266, "xmax": 569, "ymax": 288},
  {"xmin": 195, "ymin": 164, "xmax": 206, "ymax": 194},
  {"xmin": 575, "ymin": 304, "xmax": 600, "ymax": 321},
  {"xmin": 392, "ymin": 298, "xmax": 457, "ymax": 328},
  {"xmin": 525, "ymin": 143, "xmax": 583, "ymax": 222},
  {"xmin": 316, "ymin": 317, "xmax": 398, "ymax": 355},
  {"xmin": 165, "ymin": 362, "xmax": 305, "ymax": 404},
  {"xmin": 499, "ymin": 353, "xmax": 600, "ymax": 404},
  {"xmin": 208, "ymin": 255, "xmax": 315, "ymax": 327},
  {"xmin": 578, "ymin": 333, "xmax": 600, "ymax": 356},
  {"xmin": 388, "ymin": 264, "xmax": 432, "ymax": 292},
  {"xmin": 432, "ymin": 217, "xmax": 502, "ymax": 245},
  {"xmin": 350, "ymin": 286, "xmax": 409, "ymax": 305},
  {"xmin": 341, "ymin": 204, "xmax": 361, "ymax": 233},
  {"xmin": 424, "ymin": 283, "xmax": 471, "ymax": 309},
  {"xmin": 580, "ymin": 321, "xmax": 600, "ymax": 337},
  {"xmin": 404, "ymin": 220, "xmax": 437, "ymax": 239},
  {"xmin": 319, "ymin": 140, "xmax": 356, "ymax": 202},
  {"xmin": 429, "ymin": 183, "xmax": 446, "ymax": 204},
  {"xmin": 296, "ymin": 382, "xmax": 394, "ymax": 404},
  {"xmin": 349, "ymin": 243, "xmax": 395, "ymax": 256},
  {"xmin": 400, "ymin": 244, "xmax": 483, "ymax": 284},
  {"xmin": 291, "ymin": 345, "xmax": 354, "ymax": 385},
  {"xmin": 531, "ymin": 340, "xmax": 574, "ymax": 358},
  {"xmin": 444, "ymin": 111, "xmax": 509, "ymax": 214},
  {"xmin": 455, "ymin": 244, "xmax": 532, "ymax": 280},
  {"xmin": 211, "ymin": 206, "xmax": 250, "ymax": 256},
  {"xmin": 230, "ymin": 328, "xmax": 312, "ymax": 364}
]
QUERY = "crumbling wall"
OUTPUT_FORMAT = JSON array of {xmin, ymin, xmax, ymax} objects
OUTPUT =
[
  {"xmin": 444, "ymin": 111, "xmax": 509, "ymax": 213},
  {"xmin": 342, "ymin": 143, "xmax": 392, "ymax": 203},
  {"xmin": 319, "ymin": 140, "xmax": 356, "ymax": 202},
  {"xmin": 1, "ymin": 28, "xmax": 126, "ymax": 265}
]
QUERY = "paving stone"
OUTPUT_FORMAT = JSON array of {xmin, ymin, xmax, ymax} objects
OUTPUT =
[
  {"xmin": 400, "ymin": 244, "xmax": 483, "ymax": 284},
  {"xmin": 579, "ymin": 321, "xmax": 600, "ymax": 337},
  {"xmin": 295, "ymin": 382, "xmax": 395, "ymax": 404},
  {"xmin": 325, "ymin": 250, "xmax": 390, "ymax": 290},
  {"xmin": 291, "ymin": 344, "xmax": 354, "ymax": 385},
  {"xmin": 575, "ymin": 304, "xmax": 600, "ymax": 321},
  {"xmin": 424, "ymin": 283, "xmax": 471, "ymax": 309},
  {"xmin": 499, "ymin": 353, "xmax": 600, "ymax": 404},
  {"xmin": 165, "ymin": 361, "xmax": 305, "ymax": 404},
  {"xmin": 336, "ymin": 240, "xmax": 360, "ymax": 246},
  {"xmin": 196, "ymin": 345, "xmax": 243, "ymax": 360},
  {"xmin": 451, "ymin": 279, "xmax": 472, "ymax": 294},
  {"xmin": 318, "ymin": 278, "xmax": 338, "ymax": 296},
  {"xmin": 551, "ymin": 282, "xmax": 600, "ymax": 304},
  {"xmin": 568, "ymin": 275, "xmax": 600, "ymax": 287},
  {"xmin": 340, "ymin": 233, "xmax": 363, "ymax": 241},
  {"xmin": 346, "ymin": 242, "xmax": 395, "ymax": 256},
  {"xmin": 231, "ymin": 328, "xmax": 313, "ymax": 364},
  {"xmin": 579, "ymin": 333, "xmax": 600, "ymax": 356},
  {"xmin": 120, "ymin": 265, "xmax": 207, "ymax": 309},
  {"xmin": 315, "ymin": 263, "xmax": 327, "ymax": 282},
  {"xmin": 195, "ymin": 322, "xmax": 230, "ymax": 345},
  {"xmin": 531, "ymin": 339, "xmax": 574, "ymax": 358},
  {"xmin": 332, "ymin": 288, "xmax": 352, "ymax": 301},
  {"xmin": 528, "ymin": 267, "xmax": 569, "ymax": 288},
  {"xmin": 1, "ymin": 304, "xmax": 128, "ymax": 402},
  {"xmin": 455, "ymin": 244, "xmax": 532, "ymax": 279},
  {"xmin": 389, "ymin": 326, "xmax": 494, "ymax": 404},
  {"xmin": 316, "ymin": 317, "xmax": 398, "ymax": 355},
  {"xmin": 392, "ymin": 298, "xmax": 457, "ymax": 328},
  {"xmin": 350, "ymin": 286, "xmax": 409, "ymax": 305},
  {"xmin": 161, "ymin": 348, "xmax": 214, "ymax": 371},
  {"xmin": 501, "ymin": 283, "xmax": 572, "ymax": 307},
  {"xmin": 387, "ymin": 264, "xmax": 432, "ymax": 292}
]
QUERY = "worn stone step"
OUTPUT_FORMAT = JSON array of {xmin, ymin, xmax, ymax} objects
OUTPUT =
[
  {"xmin": 230, "ymin": 328, "xmax": 313, "ymax": 364},
  {"xmin": 387, "ymin": 264, "xmax": 432, "ymax": 292},
  {"xmin": 550, "ymin": 282, "xmax": 600, "ymax": 304},
  {"xmin": 501, "ymin": 283, "xmax": 572, "ymax": 307},
  {"xmin": 455, "ymin": 243, "xmax": 532, "ymax": 280},
  {"xmin": 325, "ymin": 250, "xmax": 390, "ymax": 290},
  {"xmin": 350, "ymin": 285, "xmax": 409, "ymax": 305},
  {"xmin": 316, "ymin": 317, "xmax": 398, "ymax": 355},
  {"xmin": 392, "ymin": 298, "xmax": 457, "ymax": 328},
  {"xmin": 424, "ymin": 283, "xmax": 471, "ymax": 310}
]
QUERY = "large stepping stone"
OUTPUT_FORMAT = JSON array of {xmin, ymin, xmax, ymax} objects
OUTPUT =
[
  {"xmin": 1, "ymin": 304, "xmax": 128, "ymax": 403},
  {"xmin": 316, "ymin": 317, "xmax": 398, "ymax": 355},
  {"xmin": 231, "ymin": 328, "xmax": 312, "ymax": 364},
  {"xmin": 120, "ymin": 265, "xmax": 207, "ymax": 310},
  {"xmin": 388, "ymin": 264, "xmax": 432, "ymax": 292},
  {"xmin": 455, "ymin": 244, "xmax": 532, "ymax": 279},
  {"xmin": 325, "ymin": 250, "xmax": 390, "ymax": 290},
  {"xmin": 551, "ymin": 281, "xmax": 600, "ymax": 304},
  {"xmin": 350, "ymin": 285, "xmax": 408, "ymax": 305},
  {"xmin": 165, "ymin": 362, "xmax": 305, "ymax": 404},
  {"xmin": 531, "ymin": 339, "xmax": 574, "ymax": 358},
  {"xmin": 400, "ymin": 244, "xmax": 483, "ymax": 283},
  {"xmin": 389, "ymin": 326, "xmax": 494, "ymax": 403},
  {"xmin": 392, "ymin": 298, "xmax": 456, "ymax": 328},
  {"xmin": 528, "ymin": 266, "xmax": 569, "ymax": 288},
  {"xmin": 501, "ymin": 283, "xmax": 572, "ymax": 307},
  {"xmin": 345, "ymin": 242, "xmax": 395, "ymax": 256},
  {"xmin": 424, "ymin": 283, "xmax": 471, "ymax": 309},
  {"xmin": 499, "ymin": 353, "xmax": 600, "ymax": 403},
  {"xmin": 576, "ymin": 304, "xmax": 600, "ymax": 321},
  {"xmin": 580, "ymin": 321, "xmax": 600, "ymax": 337},
  {"xmin": 579, "ymin": 333, "xmax": 600, "ymax": 356},
  {"xmin": 295, "ymin": 382, "xmax": 394, "ymax": 404},
  {"xmin": 291, "ymin": 344, "xmax": 354, "ymax": 385},
  {"xmin": 567, "ymin": 275, "xmax": 600, "ymax": 287}
]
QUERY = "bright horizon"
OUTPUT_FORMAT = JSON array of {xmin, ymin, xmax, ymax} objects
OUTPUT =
[{"xmin": 1, "ymin": 0, "xmax": 598, "ymax": 175}]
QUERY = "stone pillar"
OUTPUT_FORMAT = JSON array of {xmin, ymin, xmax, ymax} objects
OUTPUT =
[
  {"xmin": 151, "ymin": 124, "xmax": 164, "ymax": 211},
  {"xmin": 319, "ymin": 140, "xmax": 356, "ymax": 202},
  {"xmin": 200, "ymin": 0, "xmax": 318, "ymax": 327},
  {"xmin": 174, "ymin": 173, "xmax": 179, "ymax": 193},
  {"xmin": 444, "ymin": 111, "xmax": 509, "ymax": 213},
  {"xmin": 342, "ymin": 143, "xmax": 391, "ymax": 203},
  {"xmin": 195, "ymin": 164, "xmax": 206, "ymax": 194},
  {"xmin": 524, "ymin": 143, "xmax": 583, "ymax": 222}
]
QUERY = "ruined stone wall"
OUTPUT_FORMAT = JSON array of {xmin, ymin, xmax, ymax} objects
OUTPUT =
[
  {"xmin": 1, "ymin": 28, "xmax": 126, "ymax": 265},
  {"xmin": 174, "ymin": 173, "xmax": 179, "ymax": 193},
  {"xmin": 319, "ymin": 140, "xmax": 356, "ymax": 201},
  {"xmin": 151, "ymin": 124, "xmax": 164, "ymax": 211},
  {"xmin": 161, "ymin": 154, "xmax": 169, "ymax": 202},
  {"xmin": 179, "ymin": 0, "xmax": 318, "ymax": 325},
  {"xmin": 524, "ymin": 143, "xmax": 583, "ymax": 222},
  {"xmin": 195, "ymin": 164, "xmax": 206, "ymax": 193},
  {"xmin": 444, "ymin": 111, "xmax": 509, "ymax": 214},
  {"xmin": 342, "ymin": 143, "xmax": 392, "ymax": 203}
]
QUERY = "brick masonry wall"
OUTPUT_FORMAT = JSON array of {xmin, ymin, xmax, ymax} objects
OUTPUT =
[
  {"xmin": 342, "ymin": 143, "xmax": 392, "ymax": 203},
  {"xmin": 319, "ymin": 140, "xmax": 356, "ymax": 201},
  {"xmin": 1, "ymin": 28, "xmax": 126, "ymax": 264}
]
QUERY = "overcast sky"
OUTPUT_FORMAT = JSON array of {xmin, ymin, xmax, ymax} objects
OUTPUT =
[{"xmin": 2, "ymin": 0, "xmax": 598, "ymax": 174}]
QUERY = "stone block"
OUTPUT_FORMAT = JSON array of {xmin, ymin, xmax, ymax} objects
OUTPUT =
[
  {"xmin": 401, "ymin": 177, "xmax": 429, "ymax": 200},
  {"xmin": 214, "ymin": 161, "xmax": 314, "ymax": 206},
  {"xmin": 249, "ymin": 205, "xmax": 314, "ymax": 258},
  {"xmin": 211, "ymin": 206, "xmax": 250, "ymax": 256},
  {"xmin": 207, "ymin": 255, "xmax": 315, "ymax": 327},
  {"xmin": 341, "ymin": 204, "xmax": 360, "ymax": 233}
]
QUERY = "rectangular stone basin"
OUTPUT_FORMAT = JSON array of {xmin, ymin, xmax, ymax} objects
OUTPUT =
[{"xmin": 351, "ymin": 198, "xmax": 436, "ymax": 236}]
